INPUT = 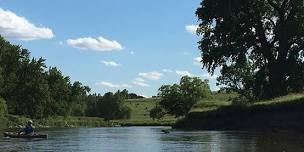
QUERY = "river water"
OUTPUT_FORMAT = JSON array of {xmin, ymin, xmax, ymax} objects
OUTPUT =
[{"xmin": 1, "ymin": 127, "xmax": 304, "ymax": 152}]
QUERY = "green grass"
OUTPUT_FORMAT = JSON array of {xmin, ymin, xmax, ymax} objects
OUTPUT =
[
  {"xmin": 6, "ymin": 115, "xmax": 109, "ymax": 129},
  {"xmin": 116, "ymin": 93, "xmax": 238, "ymax": 125},
  {"xmin": 191, "ymin": 92, "xmax": 304, "ymax": 112},
  {"xmin": 114, "ymin": 98, "xmax": 176, "ymax": 126},
  {"xmin": 191, "ymin": 92, "xmax": 238, "ymax": 112},
  {"xmin": 115, "ymin": 93, "xmax": 239, "ymax": 125},
  {"xmin": 175, "ymin": 92, "xmax": 304, "ymax": 130},
  {"xmin": 255, "ymin": 93, "xmax": 304, "ymax": 105}
]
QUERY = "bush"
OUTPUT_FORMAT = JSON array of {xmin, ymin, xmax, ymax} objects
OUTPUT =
[
  {"xmin": 149, "ymin": 106, "xmax": 165, "ymax": 120},
  {"xmin": 231, "ymin": 96, "xmax": 252, "ymax": 107}
]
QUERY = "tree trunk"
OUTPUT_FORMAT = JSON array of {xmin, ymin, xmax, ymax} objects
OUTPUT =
[{"xmin": 268, "ymin": 62, "xmax": 288, "ymax": 97}]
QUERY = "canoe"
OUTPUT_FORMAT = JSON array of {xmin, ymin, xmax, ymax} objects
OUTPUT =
[{"xmin": 3, "ymin": 132, "xmax": 48, "ymax": 139}]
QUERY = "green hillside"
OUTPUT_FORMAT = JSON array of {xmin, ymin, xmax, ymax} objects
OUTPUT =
[{"xmin": 114, "ymin": 98, "xmax": 176, "ymax": 126}]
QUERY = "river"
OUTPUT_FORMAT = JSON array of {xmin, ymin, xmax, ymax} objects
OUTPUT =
[{"xmin": 1, "ymin": 127, "xmax": 304, "ymax": 152}]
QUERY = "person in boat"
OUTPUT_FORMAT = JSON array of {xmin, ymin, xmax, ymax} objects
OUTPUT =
[{"xmin": 19, "ymin": 120, "xmax": 34, "ymax": 135}]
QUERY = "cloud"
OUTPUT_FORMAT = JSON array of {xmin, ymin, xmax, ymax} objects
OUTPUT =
[
  {"xmin": 133, "ymin": 81, "xmax": 150, "ymax": 87},
  {"xmin": 139, "ymin": 71, "xmax": 163, "ymax": 80},
  {"xmin": 96, "ymin": 81, "xmax": 131, "ymax": 88},
  {"xmin": 130, "ymin": 51, "xmax": 135, "ymax": 55},
  {"xmin": 176, "ymin": 70, "xmax": 193, "ymax": 77},
  {"xmin": 0, "ymin": 8, "xmax": 54, "ymax": 40},
  {"xmin": 133, "ymin": 77, "xmax": 149, "ymax": 87},
  {"xmin": 185, "ymin": 25, "xmax": 199, "ymax": 35},
  {"xmin": 102, "ymin": 61, "xmax": 121, "ymax": 67},
  {"xmin": 202, "ymin": 73, "xmax": 218, "ymax": 80},
  {"xmin": 162, "ymin": 69, "xmax": 173, "ymax": 73},
  {"xmin": 66, "ymin": 36, "xmax": 123, "ymax": 51},
  {"xmin": 135, "ymin": 77, "xmax": 145, "ymax": 82},
  {"xmin": 193, "ymin": 57, "xmax": 202, "ymax": 66}
]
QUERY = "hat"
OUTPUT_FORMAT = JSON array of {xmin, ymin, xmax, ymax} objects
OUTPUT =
[{"xmin": 28, "ymin": 120, "xmax": 33, "ymax": 124}]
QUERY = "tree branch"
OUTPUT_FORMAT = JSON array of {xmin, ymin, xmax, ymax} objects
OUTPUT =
[
  {"xmin": 281, "ymin": 0, "xmax": 289, "ymax": 9},
  {"xmin": 286, "ymin": 5, "xmax": 296, "ymax": 21},
  {"xmin": 256, "ymin": 19, "xmax": 275, "ymax": 63},
  {"xmin": 267, "ymin": 0, "xmax": 281, "ymax": 11},
  {"xmin": 263, "ymin": 17, "xmax": 276, "ymax": 27}
]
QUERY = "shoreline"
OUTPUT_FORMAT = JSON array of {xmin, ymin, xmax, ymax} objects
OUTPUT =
[
  {"xmin": 174, "ymin": 95, "xmax": 304, "ymax": 131},
  {"xmin": 2, "ymin": 115, "xmax": 175, "ymax": 130}
]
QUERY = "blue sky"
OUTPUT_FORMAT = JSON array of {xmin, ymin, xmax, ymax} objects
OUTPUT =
[{"xmin": 0, "ymin": 0, "xmax": 220, "ymax": 97}]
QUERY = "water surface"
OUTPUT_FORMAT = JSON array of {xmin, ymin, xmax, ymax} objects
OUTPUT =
[{"xmin": 1, "ymin": 127, "xmax": 304, "ymax": 152}]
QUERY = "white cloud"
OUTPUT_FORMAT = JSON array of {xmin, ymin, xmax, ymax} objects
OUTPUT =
[
  {"xmin": 66, "ymin": 36, "xmax": 123, "ymax": 51},
  {"xmin": 194, "ymin": 57, "xmax": 202, "ymax": 62},
  {"xmin": 133, "ymin": 77, "xmax": 149, "ymax": 87},
  {"xmin": 139, "ymin": 71, "xmax": 163, "ymax": 80},
  {"xmin": 176, "ymin": 70, "xmax": 193, "ymax": 77},
  {"xmin": 0, "ymin": 8, "xmax": 54, "ymax": 40},
  {"xmin": 162, "ymin": 69, "xmax": 173, "ymax": 73},
  {"xmin": 185, "ymin": 25, "xmax": 199, "ymax": 35},
  {"xmin": 193, "ymin": 57, "xmax": 202, "ymax": 66},
  {"xmin": 130, "ymin": 51, "xmax": 135, "ymax": 55},
  {"xmin": 202, "ymin": 73, "xmax": 218, "ymax": 80},
  {"xmin": 133, "ymin": 81, "xmax": 150, "ymax": 87},
  {"xmin": 102, "ymin": 61, "xmax": 121, "ymax": 67},
  {"xmin": 96, "ymin": 81, "xmax": 131, "ymax": 88},
  {"xmin": 135, "ymin": 77, "xmax": 145, "ymax": 82}
]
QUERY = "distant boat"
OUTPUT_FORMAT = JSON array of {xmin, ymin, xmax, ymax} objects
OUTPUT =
[
  {"xmin": 161, "ymin": 129, "xmax": 170, "ymax": 134},
  {"xmin": 3, "ymin": 132, "xmax": 48, "ymax": 139}
]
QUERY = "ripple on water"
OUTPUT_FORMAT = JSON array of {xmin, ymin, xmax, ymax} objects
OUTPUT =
[{"xmin": 1, "ymin": 127, "xmax": 304, "ymax": 152}]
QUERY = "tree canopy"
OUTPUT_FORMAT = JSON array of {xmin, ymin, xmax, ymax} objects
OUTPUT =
[
  {"xmin": 196, "ymin": 0, "xmax": 304, "ymax": 99},
  {"xmin": 151, "ymin": 76, "xmax": 211, "ymax": 118},
  {"xmin": 0, "ymin": 36, "xmax": 135, "ymax": 119}
]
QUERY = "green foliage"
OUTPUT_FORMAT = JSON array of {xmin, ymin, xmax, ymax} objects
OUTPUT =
[
  {"xmin": 0, "ymin": 35, "xmax": 134, "ymax": 120},
  {"xmin": 86, "ymin": 91, "xmax": 131, "ymax": 121},
  {"xmin": 46, "ymin": 67, "xmax": 71, "ymax": 116},
  {"xmin": 0, "ymin": 98, "xmax": 7, "ymax": 118},
  {"xmin": 156, "ymin": 76, "xmax": 211, "ymax": 117},
  {"xmin": 149, "ymin": 106, "xmax": 165, "ymax": 120},
  {"xmin": 114, "ymin": 97, "xmax": 176, "ymax": 126},
  {"xmin": 197, "ymin": 0, "xmax": 304, "ymax": 98},
  {"xmin": 98, "ymin": 92, "xmax": 131, "ymax": 121}
]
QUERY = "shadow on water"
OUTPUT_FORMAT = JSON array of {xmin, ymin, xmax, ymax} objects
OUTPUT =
[
  {"xmin": 0, "ymin": 127, "xmax": 304, "ymax": 152},
  {"xmin": 160, "ymin": 130, "xmax": 304, "ymax": 152}
]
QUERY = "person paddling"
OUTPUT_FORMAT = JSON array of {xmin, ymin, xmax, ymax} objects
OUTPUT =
[{"xmin": 19, "ymin": 120, "xmax": 34, "ymax": 135}]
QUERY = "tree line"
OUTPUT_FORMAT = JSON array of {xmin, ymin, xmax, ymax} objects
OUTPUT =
[{"xmin": 0, "ymin": 36, "xmax": 140, "ymax": 119}]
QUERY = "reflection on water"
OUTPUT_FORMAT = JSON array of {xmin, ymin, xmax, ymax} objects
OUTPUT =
[{"xmin": 1, "ymin": 127, "xmax": 304, "ymax": 152}]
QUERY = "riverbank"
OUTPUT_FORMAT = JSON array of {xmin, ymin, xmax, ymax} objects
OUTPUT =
[
  {"xmin": 4, "ymin": 115, "xmax": 110, "ymax": 129},
  {"xmin": 3, "ymin": 115, "xmax": 174, "ymax": 130},
  {"xmin": 174, "ymin": 93, "xmax": 304, "ymax": 131},
  {"xmin": 2, "ymin": 97, "xmax": 176, "ymax": 129}
]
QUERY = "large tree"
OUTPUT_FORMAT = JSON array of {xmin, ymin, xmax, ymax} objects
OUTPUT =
[
  {"xmin": 154, "ymin": 76, "xmax": 211, "ymax": 117},
  {"xmin": 197, "ymin": 0, "xmax": 304, "ymax": 98}
]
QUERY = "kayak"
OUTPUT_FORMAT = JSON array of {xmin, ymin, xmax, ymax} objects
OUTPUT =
[{"xmin": 3, "ymin": 132, "xmax": 48, "ymax": 139}]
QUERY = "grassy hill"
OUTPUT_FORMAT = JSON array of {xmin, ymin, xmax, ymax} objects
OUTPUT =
[
  {"xmin": 116, "ymin": 92, "xmax": 237, "ymax": 126},
  {"xmin": 175, "ymin": 93, "xmax": 304, "ymax": 130},
  {"xmin": 191, "ymin": 92, "xmax": 238, "ymax": 112},
  {"xmin": 114, "ymin": 98, "xmax": 176, "ymax": 126}
]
